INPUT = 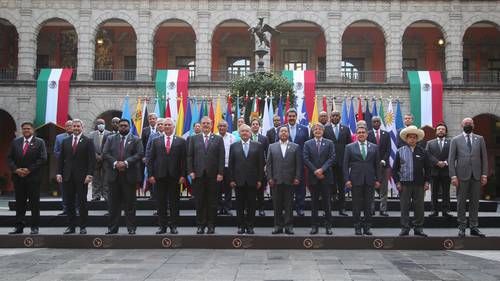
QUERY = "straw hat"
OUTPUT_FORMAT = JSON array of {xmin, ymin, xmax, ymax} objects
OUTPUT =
[{"xmin": 399, "ymin": 125, "xmax": 424, "ymax": 142}]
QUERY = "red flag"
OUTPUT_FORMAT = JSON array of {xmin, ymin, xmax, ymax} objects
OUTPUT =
[
  {"xmin": 322, "ymin": 95, "xmax": 327, "ymax": 112},
  {"xmin": 357, "ymin": 97, "xmax": 364, "ymax": 121},
  {"xmin": 226, "ymin": 96, "xmax": 233, "ymax": 132},
  {"xmin": 165, "ymin": 99, "xmax": 171, "ymax": 118},
  {"xmin": 209, "ymin": 99, "xmax": 215, "ymax": 131},
  {"xmin": 285, "ymin": 94, "xmax": 290, "ymax": 123}
]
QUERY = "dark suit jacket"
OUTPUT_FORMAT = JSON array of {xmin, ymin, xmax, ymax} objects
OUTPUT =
[
  {"xmin": 426, "ymin": 138, "xmax": 450, "ymax": 177},
  {"xmin": 254, "ymin": 134, "xmax": 269, "ymax": 161},
  {"xmin": 266, "ymin": 141, "xmax": 303, "ymax": 185},
  {"xmin": 58, "ymin": 134, "xmax": 96, "ymax": 182},
  {"xmin": 285, "ymin": 123, "xmax": 309, "ymax": 149},
  {"xmin": 147, "ymin": 135, "xmax": 186, "ymax": 180},
  {"xmin": 367, "ymin": 129, "xmax": 391, "ymax": 166},
  {"xmin": 103, "ymin": 133, "xmax": 144, "ymax": 184},
  {"xmin": 187, "ymin": 133, "xmax": 225, "ymax": 178},
  {"xmin": 393, "ymin": 145, "xmax": 434, "ymax": 185},
  {"xmin": 141, "ymin": 126, "xmax": 155, "ymax": 150},
  {"xmin": 324, "ymin": 123, "xmax": 352, "ymax": 167},
  {"xmin": 229, "ymin": 141, "xmax": 264, "ymax": 187},
  {"xmin": 303, "ymin": 138, "xmax": 335, "ymax": 185},
  {"xmin": 266, "ymin": 127, "xmax": 280, "ymax": 144},
  {"xmin": 343, "ymin": 141, "xmax": 380, "ymax": 187},
  {"xmin": 7, "ymin": 136, "xmax": 47, "ymax": 182}
]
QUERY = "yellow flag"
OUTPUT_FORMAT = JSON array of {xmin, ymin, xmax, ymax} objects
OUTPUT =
[
  {"xmin": 133, "ymin": 98, "xmax": 143, "ymax": 136},
  {"xmin": 176, "ymin": 98, "xmax": 184, "ymax": 136},
  {"xmin": 213, "ymin": 97, "xmax": 222, "ymax": 134},
  {"xmin": 311, "ymin": 95, "xmax": 319, "ymax": 126}
]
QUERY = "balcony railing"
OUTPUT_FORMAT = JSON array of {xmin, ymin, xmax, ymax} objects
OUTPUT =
[
  {"xmin": 93, "ymin": 69, "xmax": 136, "ymax": 81},
  {"xmin": 211, "ymin": 70, "xmax": 250, "ymax": 81},
  {"xmin": 463, "ymin": 71, "xmax": 500, "ymax": 85},
  {"xmin": 0, "ymin": 68, "xmax": 17, "ymax": 80},
  {"xmin": 402, "ymin": 70, "xmax": 448, "ymax": 84},
  {"xmin": 342, "ymin": 71, "xmax": 386, "ymax": 83},
  {"xmin": 34, "ymin": 69, "xmax": 77, "ymax": 80}
]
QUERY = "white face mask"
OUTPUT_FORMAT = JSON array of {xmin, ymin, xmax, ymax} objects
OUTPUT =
[{"xmin": 97, "ymin": 124, "xmax": 105, "ymax": 132}]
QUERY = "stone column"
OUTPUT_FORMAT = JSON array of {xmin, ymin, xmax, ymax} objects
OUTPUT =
[
  {"xmin": 77, "ymin": 9, "xmax": 92, "ymax": 81},
  {"xmin": 136, "ymin": 10, "xmax": 152, "ymax": 81},
  {"xmin": 445, "ymin": 12, "xmax": 464, "ymax": 84},
  {"xmin": 17, "ymin": 8, "xmax": 35, "ymax": 80},
  {"xmin": 386, "ymin": 9, "xmax": 403, "ymax": 83},
  {"xmin": 326, "ymin": 11, "xmax": 341, "ymax": 82},
  {"xmin": 195, "ymin": 11, "xmax": 210, "ymax": 82}
]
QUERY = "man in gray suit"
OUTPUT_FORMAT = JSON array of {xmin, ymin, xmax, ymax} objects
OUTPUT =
[
  {"xmin": 88, "ymin": 118, "xmax": 110, "ymax": 202},
  {"xmin": 344, "ymin": 123, "xmax": 380, "ymax": 236},
  {"xmin": 267, "ymin": 126, "xmax": 302, "ymax": 235},
  {"xmin": 449, "ymin": 117, "xmax": 488, "ymax": 238}
]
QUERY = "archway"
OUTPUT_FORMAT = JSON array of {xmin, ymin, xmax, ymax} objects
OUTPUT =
[
  {"xmin": 0, "ymin": 18, "xmax": 18, "ymax": 80},
  {"xmin": 472, "ymin": 114, "xmax": 499, "ymax": 199},
  {"xmin": 0, "ymin": 109, "xmax": 16, "ymax": 193},
  {"xmin": 96, "ymin": 110, "xmax": 122, "ymax": 131}
]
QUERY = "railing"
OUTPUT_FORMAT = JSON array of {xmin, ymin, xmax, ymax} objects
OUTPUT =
[
  {"xmin": 402, "ymin": 70, "xmax": 448, "ymax": 84},
  {"xmin": 93, "ymin": 69, "xmax": 136, "ymax": 81},
  {"xmin": 0, "ymin": 68, "xmax": 17, "ymax": 80},
  {"xmin": 463, "ymin": 71, "xmax": 500, "ymax": 85},
  {"xmin": 342, "ymin": 71, "xmax": 386, "ymax": 83},
  {"xmin": 34, "ymin": 69, "xmax": 77, "ymax": 80},
  {"xmin": 211, "ymin": 70, "xmax": 250, "ymax": 81}
]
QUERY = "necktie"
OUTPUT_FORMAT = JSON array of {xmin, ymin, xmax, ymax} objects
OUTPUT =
[
  {"xmin": 466, "ymin": 135, "xmax": 472, "ymax": 152},
  {"xmin": 119, "ymin": 136, "xmax": 125, "ymax": 160},
  {"xmin": 376, "ymin": 130, "xmax": 380, "ymax": 144},
  {"xmin": 98, "ymin": 133, "xmax": 103, "ymax": 149},
  {"xmin": 72, "ymin": 136, "xmax": 78, "ymax": 154},
  {"xmin": 291, "ymin": 126, "xmax": 296, "ymax": 142},
  {"xmin": 361, "ymin": 142, "xmax": 366, "ymax": 160},
  {"xmin": 253, "ymin": 135, "xmax": 257, "ymax": 142},
  {"xmin": 22, "ymin": 139, "xmax": 29, "ymax": 156},
  {"xmin": 439, "ymin": 139, "xmax": 443, "ymax": 151},
  {"xmin": 316, "ymin": 140, "xmax": 321, "ymax": 153},
  {"xmin": 243, "ymin": 142, "xmax": 249, "ymax": 158},
  {"xmin": 334, "ymin": 125, "xmax": 339, "ymax": 139},
  {"xmin": 275, "ymin": 128, "xmax": 279, "ymax": 141},
  {"xmin": 204, "ymin": 135, "xmax": 209, "ymax": 149},
  {"xmin": 166, "ymin": 136, "xmax": 171, "ymax": 154}
]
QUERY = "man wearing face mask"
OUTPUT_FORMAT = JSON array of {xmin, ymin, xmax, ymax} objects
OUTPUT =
[
  {"xmin": 88, "ymin": 119, "xmax": 110, "ymax": 202},
  {"xmin": 449, "ymin": 118, "xmax": 488, "ymax": 238}
]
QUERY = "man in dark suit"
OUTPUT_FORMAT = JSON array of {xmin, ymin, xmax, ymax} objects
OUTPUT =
[
  {"xmin": 309, "ymin": 111, "xmax": 329, "ymax": 138},
  {"xmin": 88, "ymin": 118, "xmax": 110, "ymax": 202},
  {"xmin": 229, "ymin": 124, "xmax": 264, "ymax": 234},
  {"xmin": 141, "ymin": 113, "xmax": 158, "ymax": 200},
  {"xmin": 250, "ymin": 118, "xmax": 269, "ymax": 216},
  {"xmin": 284, "ymin": 109, "xmax": 309, "ymax": 216},
  {"xmin": 267, "ymin": 126, "xmax": 302, "ymax": 235},
  {"xmin": 449, "ymin": 117, "xmax": 488, "ymax": 238},
  {"xmin": 187, "ymin": 116, "xmax": 225, "ymax": 234},
  {"xmin": 103, "ymin": 119, "xmax": 144, "ymax": 235},
  {"xmin": 7, "ymin": 122, "xmax": 47, "ymax": 234},
  {"xmin": 266, "ymin": 115, "xmax": 282, "ymax": 144},
  {"xmin": 426, "ymin": 123, "xmax": 452, "ymax": 218},
  {"xmin": 216, "ymin": 120, "xmax": 236, "ymax": 216},
  {"xmin": 56, "ymin": 119, "xmax": 96, "ymax": 235},
  {"xmin": 324, "ymin": 110, "xmax": 352, "ymax": 216},
  {"xmin": 303, "ymin": 123, "xmax": 335, "ymax": 235},
  {"xmin": 148, "ymin": 118, "xmax": 186, "ymax": 234},
  {"xmin": 54, "ymin": 120, "xmax": 73, "ymax": 215},
  {"xmin": 344, "ymin": 123, "xmax": 380, "ymax": 236},
  {"xmin": 110, "ymin": 117, "xmax": 120, "ymax": 135},
  {"xmin": 367, "ymin": 116, "xmax": 391, "ymax": 216}
]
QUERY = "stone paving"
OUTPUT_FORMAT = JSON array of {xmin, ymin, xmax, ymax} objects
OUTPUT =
[{"xmin": 1, "ymin": 248, "xmax": 500, "ymax": 281}]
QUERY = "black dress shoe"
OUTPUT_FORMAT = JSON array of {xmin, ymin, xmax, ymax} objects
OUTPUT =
[
  {"xmin": 310, "ymin": 227, "xmax": 319, "ymax": 235},
  {"xmin": 106, "ymin": 230, "xmax": 118, "ymax": 235},
  {"xmin": 399, "ymin": 229, "xmax": 410, "ymax": 236},
  {"xmin": 206, "ymin": 226, "xmax": 215, "ymax": 234},
  {"xmin": 79, "ymin": 228, "xmax": 87, "ymax": 235},
  {"xmin": 272, "ymin": 228, "xmax": 283, "ymax": 234},
  {"xmin": 285, "ymin": 228, "xmax": 294, "ymax": 235},
  {"xmin": 428, "ymin": 212, "xmax": 439, "ymax": 218},
  {"xmin": 296, "ymin": 210, "xmax": 305, "ymax": 217},
  {"xmin": 363, "ymin": 228, "xmax": 373, "ymax": 236},
  {"xmin": 259, "ymin": 210, "xmax": 266, "ymax": 217},
  {"xmin": 414, "ymin": 229, "xmax": 428, "ymax": 237},
  {"xmin": 355, "ymin": 228, "xmax": 362, "ymax": 235},
  {"xmin": 156, "ymin": 227, "xmax": 167, "ymax": 234},
  {"xmin": 170, "ymin": 227, "xmax": 178, "ymax": 234},
  {"xmin": 339, "ymin": 210, "xmax": 348, "ymax": 216},
  {"xmin": 196, "ymin": 227, "xmax": 205, "ymax": 234},
  {"xmin": 128, "ymin": 229, "xmax": 136, "ymax": 235},
  {"xmin": 9, "ymin": 228, "xmax": 23, "ymax": 235},
  {"xmin": 58, "ymin": 211, "xmax": 67, "ymax": 216},
  {"xmin": 64, "ymin": 227, "xmax": 75, "ymax": 234},
  {"xmin": 379, "ymin": 211, "xmax": 389, "ymax": 217},
  {"xmin": 470, "ymin": 228, "xmax": 486, "ymax": 238},
  {"xmin": 325, "ymin": 227, "xmax": 333, "ymax": 235},
  {"xmin": 246, "ymin": 228, "xmax": 255, "ymax": 235},
  {"xmin": 237, "ymin": 227, "xmax": 245, "ymax": 234},
  {"xmin": 30, "ymin": 228, "xmax": 39, "ymax": 235},
  {"xmin": 458, "ymin": 228, "xmax": 466, "ymax": 238}
]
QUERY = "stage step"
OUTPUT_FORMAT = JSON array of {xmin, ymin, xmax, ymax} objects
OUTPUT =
[{"xmin": 8, "ymin": 198, "xmax": 499, "ymax": 212}]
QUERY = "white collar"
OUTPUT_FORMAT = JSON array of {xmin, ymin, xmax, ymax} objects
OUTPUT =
[
  {"xmin": 24, "ymin": 135, "xmax": 33, "ymax": 143},
  {"xmin": 280, "ymin": 140, "xmax": 289, "ymax": 145},
  {"xmin": 462, "ymin": 132, "xmax": 472, "ymax": 138},
  {"xmin": 241, "ymin": 139, "xmax": 250, "ymax": 145},
  {"xmin": 73, "ymin": 133, "xmax": 83, "ymax": 139},
  {"xmin": 203, "ymin": 133, "xmax": 211, "ymax": 138},
  {"xmin": 315, "ymin": 137, "xmax": 323, "ymax": 142},
  {"xmin": 358, "ymin": 141, "xmax": 367, "ymax": 146}
]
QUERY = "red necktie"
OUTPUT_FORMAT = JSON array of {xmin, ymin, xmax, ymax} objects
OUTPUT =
[
  {"xmin": 376, "ymin": 130, "xmax": 380, "ymax": 144},
  {"xmin": 204, "ymin": 135, "xmax": 209, "ymax": 149},
  {"xmin": 22, "ymin": 140, "xmax": 29, "ymax": 156},
  {"xmin": 119, "ymin": 136, "xmax": 125, "ymax": 160},
  {"xmin": 72, "ymin": 136, "xmax": 78, "ymax": 154},
  {"xmin": 166, "ymin": 136, "xmax": 171, "ymax": 154}
]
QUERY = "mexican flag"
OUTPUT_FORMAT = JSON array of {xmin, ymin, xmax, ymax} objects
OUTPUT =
[
  {"xmin": 282, "ymin": 70, "xmax": 316, "ymax": 122},
  {"xmin": 35, "ymin": 68, "xmax": 73, "ymax": 127},
  {"xmin": 407, "ymin": 71, "xmax": 443, "ymax": 128},
  {"xmin": 155, "ymin": 69, "xmax": 189, "ymax": 122}
]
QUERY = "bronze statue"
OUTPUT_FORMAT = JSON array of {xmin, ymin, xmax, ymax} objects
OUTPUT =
[{"xmin": 249, "ymin": 17, "xmax": 280, "ymax": 48}]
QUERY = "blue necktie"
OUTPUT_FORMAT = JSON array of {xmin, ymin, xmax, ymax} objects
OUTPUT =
[
  {"xmin": 243, "ymin": 142, "xmax": 249, "ymax": 158},
  {"xmin": 291, "ymin": 126, "xmax": 296, "ymax": 142}
]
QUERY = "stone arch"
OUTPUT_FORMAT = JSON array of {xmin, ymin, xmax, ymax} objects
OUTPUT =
[
  {"xmin": 151, "ymin": 12, "xmax": 198, "ymax": 43},
  {"xmin": 90, "ymin": 12, "xmax": 139, "ymax": 41},
  {"xmin": 95, "ymin": 109, "xmax": 122, "ymax": 131},
  {"xmin": 0, "ymin": 10, "xmax": 20, "ymax": 30},
  {"xmin": 272, "ymin": 14, "xmax": 329, "ymax": 42},
  {"xmin": 208, "ymin": 14, "xmax": 254, "ymax": 36},
  {"xmin": 460, "ymin": 14, "xmax": 500, "ymax": 40},
  {"xmin": 32, "ymin": 12, "xmax": 79, "ymax": 38},
  {"xmin": 400, "ymin": 15, "xmax": 449, "ymax": 41},
  {"xmin": 339, "ymin": 16, "xmax": 389, "ymax": 44}
]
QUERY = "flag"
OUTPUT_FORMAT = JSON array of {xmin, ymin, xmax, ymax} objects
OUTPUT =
[
  {"xmin": 132, "ymin": 98, "xmax": 143, "ymax": 137},
  {"xmin": 284, "ymin": 94, "xmax": 290, "ymax": 123},
  {"xmin": 379, "ymin": 98, "xmax": 386, "ymax": 128},
  {"xmin": 268, "ymin": 96, "xmax": 274, "ymax": 129},
  {"xmin": 198, "ymin": 99, "xmax": 205, "ymax": 120},
  {"xmin": 165, "ymin": 98, "xmax": 171, "ymax": 118},
  {"xmin": 176, "ymin": 97, "xmax": 185, "ymax": 137},
  {"xmin": 183, "ymin": 99, "xmax": 192, "ymax": 138},
  {"xmin": 332, "ymin": 96, "xmax": 337, "ymax": 112},
  {"xmin": 250, "ymin": 96, "xmax": 259, "ymax": 121},
  {"xmin": 262, "ymin": 97, "xmax": 271, "ymax": 134},
  {"xmin": 311, "ymin": 95, "xmax": 319, "ymax": 125},
  {"xmin": 213, "ymin": 97, "xmax": 222, "ymax": 134},
  {"xmin": 35, "ymin": 68, "xmax": 73, "ymax": 127},
  {"xmin": 357, "ymin": 97, "xmax": 364, "ymax": 121},
  {"xmin": 385, "ymin": 99, "xmax": 399, "ymax": 193},
  {"xmin": 365, "ymin": 98, "xmax": 372, "ymax": 130},
  {"xmin": 371, "ymin": 98, "xmax": 378, "ymax": 117},
  {"xmin": 348, "ymin": 98, "xmax": 357, "ymax": 141},
  {"xmin": 395, "ymin": 99, "xmax": 404, "ymax": 130},
  {"xmin": 299, "ymin": 97, "xmax": 309, "ymax": 127},
  {"xmin": 226, "ymin": 96, "xmax": 233, "ymax": 133},
  {"xmin": 282, "ymin": 70, "xmax": 316, "ymax": 122},
  {"xmin": 155, "ymin": 69, "xmax": 189, "ymax": 120},
  {"xmin": 190, "ymin": 98, "xmax": 199, "ymax": 135},
  {"xmin": 142, "ymin": 102, "xmax": 149, "ymax": 135},
  {"xmin": 209, "ymin": 99, "xmax": 214, "ymax": 122},
  {"xmin": 322, "ymin": 95, "xmax": 327, "ymax": 112},
  {"xmin": 277, "ymin": 96, "xmax": 284, "ymax": 124},
  {"xmin": 154, "ymin": 98, "xmax": 161, "ymax": 117},
  {"xmin": 341, "ymin": 97, "xmax": 349, "ymax": 126},
  {"xmin": 407, "ymin": 71, "xmax": 443, "ymax": 127},
  {"xmin": 121, "ymin": 96, "xmax": 132, "ymax": 123},
  {"xmin": 203, "ymin": 99, "xmax": 209, "ymax": 117}
]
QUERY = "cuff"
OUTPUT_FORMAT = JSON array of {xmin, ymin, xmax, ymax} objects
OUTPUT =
[
  {"xmin": 124, "ymin": 161, "xmax": 129, "ymax": 168},
  {"xmin": 113, "ymin": 161, "xmax": 117, "ymax": 169}
]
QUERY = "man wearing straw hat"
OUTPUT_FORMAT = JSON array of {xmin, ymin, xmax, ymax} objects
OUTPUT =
[{"xmin": 393, "ymin": 125, "xmax": 435, "ymax": 237}]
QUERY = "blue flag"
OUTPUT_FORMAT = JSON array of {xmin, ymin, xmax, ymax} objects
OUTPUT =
[
  {"xmin": 341, "ymin": 97, "xmax": 349, "ymax": 126},
  {"xmin": 395, "ymin": 99, "xmax": 404, "ymax": 130},
  {"xmin": 365, "ymin": 99, "xmax": 372, "ymax": 131},
  {"xmin": 277, "ymin": 96, "xmax": 284, "ymax": 124},
  {"xmin": 299, "ymin": 98, "xmax": 309, "ymax": 127},
  {"xmin": 348, "ymin": 98, "xmax": 356, "ymax": 135},
  {"xmin": 189, "ymin": 99, "xmax": 199, "ymax": 135},
  {"xmin": 371, "ymin": 98, "xmax": 378, "ymax": 117},
  {"xmin": 154, "ymin": 98, "xmax": 161, "ymax": 117},
  {"xmin": 183, "ymin": 99, "xmax": 192, "ymax": 137},
  {"xmin": 198, "ymin": 99, "xmax": 205, "ymax": 121}
]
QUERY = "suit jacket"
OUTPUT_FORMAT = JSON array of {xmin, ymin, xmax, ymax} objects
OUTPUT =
[
  {"xmin": 58, "ymin": 134, "xmax": 96, "ymax": 182},
  {"xmin": 187, "ymin": 133, "xmax": 225, "ymax": 178},
  {"xmin": 343, "ymin": 141, "xmax": 380, "ymax": 187},
  {"xmin": 54, "ymin": 133, "xmax": 69, "ymax": 158},
  {"xmin": 324, "ymin": 123, "xmax": 352, "ymax": 167},
  {"xmin": 448, "ymin": 133, "xmax": 488, "ymax": 181},
  {"xmin": 303, "ymin": 138, "xmax": 335, "ymax": 185},
  {"xmin": 147, "ymin": 135, "xmax": 186, "ymax": 180},
  {"xmin": 145, "ymin": 131, "xmax": 162, "ymax": 161},
  {"xmin": 87, "ymin": 130, "xmax": 110, "ymax": 155},
  {"xmin": 393, "ymin": 145, "xmax": 434, "ymax": 185},
  {"xmin": 103, "ymin": 133, "xmax": 144, "ymax": 184},
  {"xmin": 285, "ymin": 123, "xmax": 309, "ymax": 149},
  {"xmin": 141, "ymin": 126, "xmax": 156, "ymax": 150},
  {"xmin": 426, "ymin": 138, "xmax": 450, "ymax": 177},
  {"xmin": 229, "ymin": 141, "xmax": 264, "ymax": 187},
  {"xmin": 266, "ymin": 141, "xmax": 302, "ymax": 185},
  {"xmin": 7, "ymin": 136, "xmax": 47, "ymax": 182},
  {"xmin": 367, "ymin": 129, "xmax": 391, "ymax": 166},
  {"xmin": 253, "ymin": 133, "xmax": 269, "ymax": 161},
  {"xmin": 266, "ymin": 127, "xmax": 280, "ymax": 144}
]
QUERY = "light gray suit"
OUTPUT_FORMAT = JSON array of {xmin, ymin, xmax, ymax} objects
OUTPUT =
[
  {"xmin": 88, "ymin": 129, "xmax": 110, "ymax": 200},
  {"xmin": 448, "ymin": 133, "xmax": 488, "ymax": 229}
]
